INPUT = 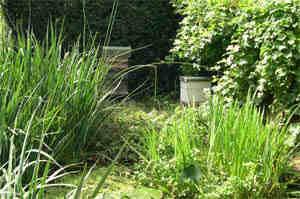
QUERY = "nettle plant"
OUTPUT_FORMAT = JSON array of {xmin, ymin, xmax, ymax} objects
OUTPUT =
[
  {"xmin": 214, "ymin": 0, "xmax": 300, "ymax": 113},
  {"xmin": 169, "ymin": 0, "xmax": 235, "ymax": 76}
]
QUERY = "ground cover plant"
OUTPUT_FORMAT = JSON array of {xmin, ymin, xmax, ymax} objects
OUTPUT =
[{"xmin": 35, "ymin": 96, "xmax": 300, "ymax": 198}]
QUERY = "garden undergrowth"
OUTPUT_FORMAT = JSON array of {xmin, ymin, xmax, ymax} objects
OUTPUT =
[
  {"xmin": 42, "ymin": 94, "xmax": 300, "ymax": 198},
  {"xmin": 132, "ymin": 95, "xmax": 299, "ymax": 199}
]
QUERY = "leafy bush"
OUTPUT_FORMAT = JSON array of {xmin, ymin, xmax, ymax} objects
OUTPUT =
[
  {"xmin": 214, "ymin": 0, "xmax": 300, "ymax": 114},
  {"xmin": 170, "ymin": 0, "xmax": 300, "ymax": 113},
  {"xmin": 138, "ymin": 95, "xmax": 296, "ymax": 198},
  {"xmin": 169, "ymin": 0, "xmax": 235, "ymax": 75}
]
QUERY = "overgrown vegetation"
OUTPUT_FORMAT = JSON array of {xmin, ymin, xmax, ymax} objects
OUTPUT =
[
  {"xmin": 170, "ymin": 0, "xmax": 300, "ymax": 114},
  {"xmin": 0, "ymin": 0, "xmax": 299, "ymax": 198},
  {"xmin": 0, "ymin": 114, "xmax": 126, "ymax": 199},
  {"xmin": 0, "ymin": 29, "xmax": 117, "ymax": 165},
  {"xmin": 1, "ymin": 0, "xmax": 180, "ymax": 94},
  {"xmin": 0, "ymin": 1, "xmax": 130, "ymax": 196},
  {"xmin": 0, "ymin": 0, "xmax": 130, "ymax": 167},
  {"xmin": 137, "ymin": 95, "xmax": 298, "ymax": 198},
  {"xmin": 35, "ymin": 96, "xmax": 299, "ymax": 198}
]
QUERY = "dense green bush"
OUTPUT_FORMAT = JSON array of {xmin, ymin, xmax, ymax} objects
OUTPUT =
[
  {"xmin": 170, "ymin": 0, "xmax": 300, "ymax": 113},
  {"xmin": 215, "ymin": 0, "xmax": 300, "ymax": 114},
  {"xmin": 1, "ymin": 0, "xmax": 180, "ymax": 94},
  {"xmin": 169, "ymin": 0, "xmax": 234, "ymax": 75}
]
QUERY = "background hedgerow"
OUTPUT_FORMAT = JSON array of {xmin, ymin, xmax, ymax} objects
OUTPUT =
[{"xmin": 1, "ymin": 0, "xmax": 181, "ymax": 94}]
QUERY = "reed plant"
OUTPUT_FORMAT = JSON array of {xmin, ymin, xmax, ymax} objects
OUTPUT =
[
  {"xmin": 0, "ymin": 1, "xmax": 129, "ymax": 197},
  {"xmin": 0, "ymin": 0, "xmax": 122, "ymax": 166},
  {"xmin": 205, "ymin": 95, "xmax": 293, "ymax": 198},
  {"xmin": 0, "ymin": 101, "xmax": 73, "ymax": 199},
  {"xmin": 0, "ymin": 101, "xmax": 126, "ymax": 199}
]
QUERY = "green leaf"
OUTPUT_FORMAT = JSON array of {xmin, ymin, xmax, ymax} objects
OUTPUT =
[{"xmin": 181, "ymin": 164, "xmax": 202, "ymax": 183}]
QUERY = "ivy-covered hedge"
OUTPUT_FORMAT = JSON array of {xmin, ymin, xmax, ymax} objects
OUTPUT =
[
  {"xmin": 169, "ymin": 0, "xmax": 234, "ymax": 76},
  {"xmin": 215, "ymin": 0, "xmax": 300, "ymax": 114},
  {"xmin": 171, "ymin": 0, "xmax": 300, "ymax": 113},
  {"xmin": 1, "ymin": 0, "xmax": 180, "ymax": 94}
]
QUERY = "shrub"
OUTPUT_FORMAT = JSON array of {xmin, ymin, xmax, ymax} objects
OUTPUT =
[
  {"xmin": 170, "ymin": 0, "xmax": 300, "ymax": 113},
  {"xmin": 169, "ymin": 0, "xmax": 235, "ymax": 75},
  {"xmin": 214, "ymin": 0, "xmax": 300, "ymax": 114}
]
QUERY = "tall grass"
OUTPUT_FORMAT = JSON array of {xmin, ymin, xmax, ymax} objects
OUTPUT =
[
  {"xmin": 0, "ymin": 23, "xmax": 129, "ymax": 199},
  {"xmin": 0, "ymin": 0, "xmax": 125, "ymax": 166},
  {"xmin": 142, "ymin": 95, "xmax": 295, "ymax": 198},
  {"xmin": 206, "ymin": 95, "xmax": 292, "ymax": 198},
  {"xmin": 0, "ymin": 0, "xmax": 129, "ymax": 197},
  {"xmin": 0, "ymin": 102, "xmax": 127, "ymax": 199},
  {"xmin": 0, "ymin": 101, "xmax": 74, "ymax": 199},
  {"xmin": 0, "ymin": 18, "xmax": 124, "ymax": 164}
]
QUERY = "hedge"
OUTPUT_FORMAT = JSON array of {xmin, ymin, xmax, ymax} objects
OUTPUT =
[{"xmin": 1, "ymin": 0, "xmax": 180, "ymax": 94}]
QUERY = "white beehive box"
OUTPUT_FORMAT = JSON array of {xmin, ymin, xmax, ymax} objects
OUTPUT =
[{"xmin": 180, "ymin": 76, "xmax": 211, "ymax": 105}]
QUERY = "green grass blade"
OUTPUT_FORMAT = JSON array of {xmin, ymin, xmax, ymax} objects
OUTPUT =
[{"xmin": 90, "ymin": 141, "xmax": 127, "ymax": 198}]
